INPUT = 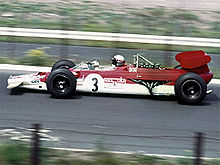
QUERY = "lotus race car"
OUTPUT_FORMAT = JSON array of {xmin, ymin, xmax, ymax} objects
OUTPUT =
[{"xmin": 7, "ymin": 50, "xmax": 213, "ymax": 104}]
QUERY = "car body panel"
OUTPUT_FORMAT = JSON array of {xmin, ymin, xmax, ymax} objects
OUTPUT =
[{"xmin": 175, "ymin": 50, "xmax": 211, "ymax": 69}]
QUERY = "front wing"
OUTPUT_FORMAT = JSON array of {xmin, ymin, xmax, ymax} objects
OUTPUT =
[{"xmin": 7, "ymin": 73, "xmax": 47, "ymax": 90}]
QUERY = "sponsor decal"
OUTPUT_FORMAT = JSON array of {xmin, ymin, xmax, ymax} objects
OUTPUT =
[
  {"xmin": 104, "ymin": 77, "xmax": 126, "ymax": 88},
  {"xmin": 31, "ymin": 80, "xmax": 40, "ymax": 83}
]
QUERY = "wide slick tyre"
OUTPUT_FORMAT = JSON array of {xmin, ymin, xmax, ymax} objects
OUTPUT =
[
  {"xmin": 174, "ymin": 72, "xmax": 207, "ymax": 104},
  {"xmin": 46, "ymin": 69, "xmax": 76, "ymax": 98},
  {"xmin": 51, "ymin": 59, "xmax": 75, "ymax": 71}
]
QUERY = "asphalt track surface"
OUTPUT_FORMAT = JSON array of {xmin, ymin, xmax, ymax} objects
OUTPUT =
[{"xmin": 0, "ymin": 70, "xmax": 219, "ymax": 158}]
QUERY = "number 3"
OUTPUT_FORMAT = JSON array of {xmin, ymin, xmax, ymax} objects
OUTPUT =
[{"xmin": 92, "ymin": 78, "xmax": 98, "ymax": 92}]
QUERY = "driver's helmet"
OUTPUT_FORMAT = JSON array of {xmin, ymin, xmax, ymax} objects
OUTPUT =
[{"xmin": 111, "ymin": 55, "xmax": 125, "ymax": 67}]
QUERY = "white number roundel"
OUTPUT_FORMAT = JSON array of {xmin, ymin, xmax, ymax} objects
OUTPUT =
[{"xmin": 84, "ymin": 74, "xmax": 104, "ymax": 93}]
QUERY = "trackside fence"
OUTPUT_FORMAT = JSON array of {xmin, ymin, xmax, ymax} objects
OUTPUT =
[
  {"xmin": 31, "ymin": 124, "xmax": 41, "ymax": 165},
  {"xmin": 0, "ymin": 123, "xmax": 219, "ymax": 165}
]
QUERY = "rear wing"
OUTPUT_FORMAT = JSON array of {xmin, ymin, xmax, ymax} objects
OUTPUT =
[{"xmin": 175, "ymin": 50, "xmax": 211, "ymax": 69}]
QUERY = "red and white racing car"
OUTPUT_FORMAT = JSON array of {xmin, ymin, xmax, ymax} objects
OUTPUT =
[{"xmin": 7, "ymin": 50, "xmax": 213, "ymax": 104}]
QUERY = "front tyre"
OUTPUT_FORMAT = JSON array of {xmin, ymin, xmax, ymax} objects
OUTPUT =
[
  {"xmin": 51, "ymin": 60, "xmax": 76, "ymax": 71},
  {"xmin": 46, "ymin": 69, "xmax": 76, "ymax": 98},
  {"xmin": 175, "ymin": 72, "xmax": 207, "ymax": 104}
]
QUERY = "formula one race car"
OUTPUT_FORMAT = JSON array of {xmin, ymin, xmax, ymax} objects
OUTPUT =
[{"xmin": 7, "ymin": 50, "xmax": 213, "ymax": 104}]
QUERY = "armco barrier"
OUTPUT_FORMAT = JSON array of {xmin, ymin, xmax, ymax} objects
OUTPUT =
[{"xmin": 0, "ymin": 27, "xmax": 220, "ymax": 47}]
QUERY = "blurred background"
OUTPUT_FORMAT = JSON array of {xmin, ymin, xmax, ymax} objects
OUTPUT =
[
  {"xmin": 0, "ymin": 1, "xmax": 220, "ymax": 164},
  {"xmin": 0, "ymin": 0, "xmax": 219, "ymax": 76},
  {"xmin": 1, "ymin": 0, "xmax": 219, "ymax": 37}
]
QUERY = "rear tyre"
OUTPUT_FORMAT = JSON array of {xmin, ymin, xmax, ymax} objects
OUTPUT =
[
  {"xmin": 174, "ymin": 72, "xmax": 207, "ymax": 104},
  {"xmin": 46, "ymin": 69, "xmax": 76, "ymax": 98},
  {"xmin": 51, "ymin": 60, "xmax": 75, "ymax": 71}
]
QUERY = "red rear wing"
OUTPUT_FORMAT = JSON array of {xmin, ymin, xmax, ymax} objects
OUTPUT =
[{"xmin": 175, "ymin": 50, "xmax": 211, "ymax": 69}]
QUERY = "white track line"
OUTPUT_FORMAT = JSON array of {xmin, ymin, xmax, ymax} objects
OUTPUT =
[
  {"xmin": 51, "ymin": 147, "xmax": 219, "ymax": 160},
  {"xmin": 210, "ymin": 79, "xmax": 220, "ymax": 85},
  {"xmin": 1, "ymin": 27, "xmax": 220, "ymax": 47},
  {"xmin": 0, "ymin": 64, "xmax": 51, "ymax": 72},
  {"xmin": 0, "ymin": 64, "xmax": 219, "ymax": 85}
]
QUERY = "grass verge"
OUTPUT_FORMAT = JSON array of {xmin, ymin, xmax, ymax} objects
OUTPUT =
[
  {"xmin": 0, "ymin": 142, "xmax": 219, "ymax": 165},
  {"xmin": 0, "ymin": 1, "xmax": 220, "ymax": 54}
]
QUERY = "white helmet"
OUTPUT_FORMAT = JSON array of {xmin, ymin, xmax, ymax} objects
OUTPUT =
[{"xmin": 112, "ymin": 55, "xmax": 125, "ymax": 66}]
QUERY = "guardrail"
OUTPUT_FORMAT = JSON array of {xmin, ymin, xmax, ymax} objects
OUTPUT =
[{"xmin": 0, "ymin": 27, "xmax": 220, "ymax": 47}]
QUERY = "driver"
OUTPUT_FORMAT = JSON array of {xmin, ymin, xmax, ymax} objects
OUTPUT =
[{"xmin": 111, "ymin": 55, "xmax": 125, "ymax": 67}]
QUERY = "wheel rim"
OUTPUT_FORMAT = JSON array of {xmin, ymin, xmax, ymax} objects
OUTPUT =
[
  {"xmin": 181, "ymin": 80, "xmax": 202, "ymax": 100},
  {"xmin": 52, "ymin": 74, "xmax": 71, "ymax": 93}
]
